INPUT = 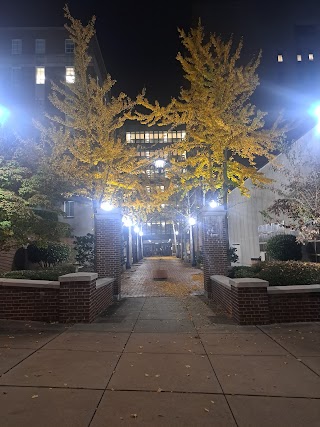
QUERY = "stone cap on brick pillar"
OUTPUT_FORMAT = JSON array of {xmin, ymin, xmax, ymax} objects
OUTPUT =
[
  {"xmin": 59, "ymin": 272, "xmax": 98, "ymax": 282},
  {"xmin": 229, "ymin": 278, "xmax": 269, "ymax": 288}
]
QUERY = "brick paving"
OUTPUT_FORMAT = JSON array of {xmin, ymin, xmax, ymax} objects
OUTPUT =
[
  {"xmin": 1, "ymin": 262, "xmax": 320, "ymax": 426},
  {"xmin": 121, "ymin": 256, "xmax": 204, "ymax": 297}
]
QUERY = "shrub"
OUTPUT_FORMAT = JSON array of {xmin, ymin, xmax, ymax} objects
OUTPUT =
[
  {"xmin": 74, "ymin": 233, "xmax": 95, "ymax": 267},
  {"xmin": 258, "ymin": 261, "xmax": 320, "ymax": 286},
  {"xmin": 0, "ymin": 264, "xmax": 76, "ymax": 281},
  {"xmin": 27, "ymin": 241, "xmax": 71, "ymax": 267},
  {"xmin": 266, "ymin": 234, "xmax": 302, "ymax": 261},
  {"xmin": 228, "ymin": 261, "xmax": 320, "ymax": 286}
]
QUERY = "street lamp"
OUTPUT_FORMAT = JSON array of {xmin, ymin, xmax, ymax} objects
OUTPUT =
[
  {"xmin": 154, "ymin": 159, "xmax": 166, "ymax": 169},
  {"xmin": 0, "ymin": 104, "xmax": 10, "ymax": 127},
  {"xmin": 188, "ymin": 217, "xmax": 197, "ymax": 267},
  {"xmin": 209, "ymin": 200, "xmax": 218, "ymax": 208},
  {"xmin": 100, "ymin": 201, "xmax": 114, "ymax": 211}
]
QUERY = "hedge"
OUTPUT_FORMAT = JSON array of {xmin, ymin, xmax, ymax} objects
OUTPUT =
[
  {"xmin": 0, "ymin": 264, "xmax": 76, "ymax": 281},
  {"xmin": 228, "ymin": 261, "xmax": 320, "ymax": 286}
]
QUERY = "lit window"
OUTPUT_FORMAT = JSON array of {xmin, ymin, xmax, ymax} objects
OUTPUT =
[
  {"xmin": 146, "ymin": 186, "xmax": 151, "ymax": 193},
  {"xmin": 35, "ymin": 39, "xmax": 45, "ymax": 54},
  {"xmin": 145, "ymin": 151, "xmax": 150, "ymax": 158},
  {"xmin": 309, "ymin": 53, "xmax": 314, "ymax": 61},
  {"xmin": 160, "ymin": 185, "xmax": 165, "ymax": 192},
  {"xmin": 12, "ymin": 39, "xmax": 22, "ymax": 54},
  {"xmin": 66, "ymin": 66, "xmax": 75, "ymax": 83},
  {"xmin": 36, "ymin": 67, "xmax": 45, "ymax": 84},
  {"xmin": 126, "ymin": 132, "xmax": 131, "ymax": 142},
  {"xmin": 65, "ymin": 39, "xmax": 75, "ymax": 53},
  {"xmin": 63, "ymin": 201, "xmax": 75, "ymax": 217},
  {"xmin": 277, "ymin": 54, "xmax": 283, "ymax": 62},
  {"xmin": 297, "ymin": 54, "xmax": 302, "ymax": 62}
]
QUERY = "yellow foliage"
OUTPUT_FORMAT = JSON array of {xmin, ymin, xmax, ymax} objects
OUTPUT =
[{"xmin": 129, "ymin": 22, "xmax": 288, "ymax": 203}]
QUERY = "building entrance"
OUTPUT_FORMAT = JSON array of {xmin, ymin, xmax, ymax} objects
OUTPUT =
[{"xmin": 143, "ymin": 242, "xmax": 172, "ymax": 257}]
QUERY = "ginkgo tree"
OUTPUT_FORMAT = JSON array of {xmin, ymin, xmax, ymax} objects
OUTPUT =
[
  {"xmin": 37, "ymin": 6, "xmax": 153, "ymax": 212},
  {"xmin": 131, "ymin": 22, "xmax": 288, "ymax": 208}
]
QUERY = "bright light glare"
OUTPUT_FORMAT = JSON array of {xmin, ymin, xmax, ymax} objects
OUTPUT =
[
  {"xmin": 100, "ymin": 201, "xmax": 114, "ymax": 211},
  {"xmin": 175, "ymin": 230, "xmax": 179, "ymax": 235},
  {"xmin": 139, "ymin": 231, "xmax": 143, "ymax": 236},
  {"xmin": 0, "ymin": 105, "xmax": 10, "ymax": 126},
  {"xmin": 308, "ymin": 102, "xmax": 320, "ymax": 133},
  {"xmin": 134, "ymin": 226, "xmax": 140, "ymax": 233},
  {"xmin": 209, "ymin": 200, "xmax": 218, "ymax": 208},
  {"xmin": 188, "ymin": 217, "xmax": 196, "ymax": 226},
  {"xmin": 122, "ymin": 216, "xmax": 133, "ymax": 227},
  {"xmin": 154, "ymin": 159, "xmax": 166, "ymax": 168}
]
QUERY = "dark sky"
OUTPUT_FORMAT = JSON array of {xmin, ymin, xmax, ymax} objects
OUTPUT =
[{"xmin": 1, "ymin": 0, "xmax": 193, "ymax": 104}]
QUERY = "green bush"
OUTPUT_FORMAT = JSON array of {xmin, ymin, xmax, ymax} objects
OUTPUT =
[
  {"xmin": 27, "ymin": 241, "xmax": 71, "ymax": 267},
  {"xmin": 73, "ymin": 233, "xmax": 95, "ymax": 267},
  {"xmin": 258, "ymin": 261, "xmax": 320, "ymax": 286},
  {"xmin": 0, "ymin": 264, "xmax": 76, "ymax": 281},
  {"xmin": 266, "ymin": 234, "xmax": 302, "ymax": 261},
  {"xmin": 227, "ymin": 261, "xmax": 320, "ymax": 286}
]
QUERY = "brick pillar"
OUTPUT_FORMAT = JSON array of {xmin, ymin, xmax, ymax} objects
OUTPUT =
[
  {"xmin": 201, "ymin": 206, "xmax": 228, "ymax": 299},
  {"xmin": 230, "ymin": 278, "xmax": 270, "ymax": 325},
  {"xmin": 59, "ymin": 272, "xmax": 97, "ymax": 323},
  {"xmin": 95, "ymin": 209, "xmax": 122, "ymax": 300}
]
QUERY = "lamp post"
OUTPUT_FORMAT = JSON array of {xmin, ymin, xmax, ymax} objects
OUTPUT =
[
  {"xmin": 188, "ymin": 217, "xmax": 197, "ymax": 267},
  {"xmin": 133, "ymin": 225, "xmax": 140, "ymax": 263},
  {"xmin": 123, "ymin": 216, "xmax": 133, "ymax": 269}
]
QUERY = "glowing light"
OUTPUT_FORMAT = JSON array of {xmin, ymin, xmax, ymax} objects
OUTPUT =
[
  {"xmin": 188, "ymin": 217, "xmax": 196, "ymax": 226},
  {"xmin": 154, "ymin": 159, "xmax": 165, "ymax": 168},
  {"xmin": 308, "ymin": 102, "xmax": 320, "ymax": 133},
  {"xmin": 139, "ymin": 231, "xmax": 143, "ymax": 236},
  {"xmin": 209, "ymin": 200, "xmax": 218, "ymax": 208},
  {"xmin": 100, "ymin": 201, "xmax": 114, "ymax": 211},
  {"xmin": 134, "ymin": 226, "xmax": 140, "ymax": 233},
  {"xmin": 122, "ymin": 216, "xmax": 133, "ymax": 227},
  {"xmin": 0, "ymin": 105, "xmax": 10, "ymax": 126},
  {"xmin": 175, "ymin": 230, "xmax": 179, "ymax": 235}
]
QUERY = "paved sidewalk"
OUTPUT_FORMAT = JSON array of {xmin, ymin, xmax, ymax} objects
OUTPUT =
[
  {"xmin": 1, "ymin": 293, "xmax": 320, "ymax": 426},
  {"xmin": 121, "ymin": 256, "xmax": 203, "ymax": 297}
]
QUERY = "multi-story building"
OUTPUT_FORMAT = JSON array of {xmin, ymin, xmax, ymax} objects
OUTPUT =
[
  {"xmin": 0, "ymin": 27, "xmax": 106, "ymax": 136},
  {"xmin": 124, "ymin": 125, "xmax": 188, "ymax": 257},
  {"xmin": 0, "ymin": 27, "xmax": 107, "ymax": 239}
]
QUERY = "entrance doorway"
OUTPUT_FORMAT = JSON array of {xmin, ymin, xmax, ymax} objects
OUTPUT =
[{"xmin": 143, "ymin": 242, "xmax": 172, "ymax": 257}]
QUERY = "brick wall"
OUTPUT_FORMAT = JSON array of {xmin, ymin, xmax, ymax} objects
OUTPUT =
[
  {"xmin": 0, "ymin": 285, "xmax": 59, "ymax": 322},
  {"xmin": 211, "ymin": 279, "xmax": 232, "ymax": 315},
  {"xmin": 95, "ymin": 210, "xmax": 122, "ymax": 299},
  {"xmin": 211, "ymin": 276, "xmax": 320, "ymax": 325},
  {"xmin": 0, "ymin": 247, "xmax": 17, "ymax": 272},
  {"xmin": 231, "ymin": 286, "xmax": 269, "ymax": 325},
  {"xmin": 201, "ymin": 207, "xmax": 229, "ymax": 298},
  {"xmin": 0, "ymin": 274, "xmax": 114, "ymax": 323},
  {"xmin": 269, "ymin": 293, "xmax": 320, "ymax": 323}
]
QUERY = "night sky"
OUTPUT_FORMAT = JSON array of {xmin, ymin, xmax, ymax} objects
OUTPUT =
[{"xmin": 1, "ymin": 0, "xmax": 193, "ymax": 104}]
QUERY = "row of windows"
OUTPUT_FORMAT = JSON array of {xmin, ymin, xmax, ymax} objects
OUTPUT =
[
  {"xmin": 12, "ymin": 66, "xmax": 75, "ymax": 85},
  {"xmin": 143, "ymin": 222, "xmax": 173, "ymax": 235},
  {"xmin": 277, "ymin": 53, "xmax": 315, "ymax": 62},
  {"xmin": 35, "ymin": 66, "xmax": 75, "ymax": 84},
  {"xmin": 126, "ymin": 130, "xmax": 186, "ymax": 144},
  {"xmin": 137, "ymin": 149, "xmax": 186, "ymax": 160},
  {"xmin": 146, "ymin": 185, "xmax": 165, "ymax": 193},
  {"xmin": 11, "ymin": 38, "xmax": 74, "ymax": 55}
]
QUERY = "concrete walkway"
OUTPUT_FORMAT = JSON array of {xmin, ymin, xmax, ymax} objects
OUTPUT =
[{"xmin": 1, "ymin": 259, "xmax": 320, "ymax": 426}]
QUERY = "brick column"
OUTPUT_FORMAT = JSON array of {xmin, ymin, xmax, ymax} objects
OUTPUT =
[
  {"xmin": 230, "ymin": 278, "xmax": 269, "ymax": 325},
  {"xmin": 59, "ymin": 272, "xmax": 97, "ymax": 323},
  {"xmin": 201, "ymin": 206, "xmax": 228, "ymax": 299},
  {"xmin": 94, "ymin": 209, "xmax": 122, "ymax": 300}
]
